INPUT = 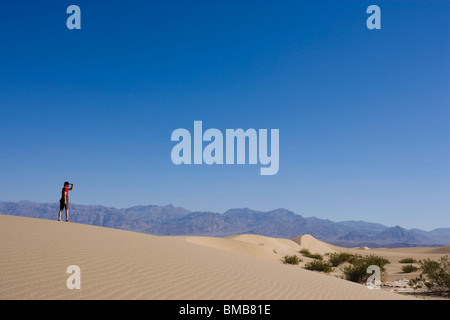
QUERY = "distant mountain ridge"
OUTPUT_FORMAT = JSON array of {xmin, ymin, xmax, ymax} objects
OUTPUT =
[{"xmin": 1, "ymin": 200, "xmax": 449, "ymax": 248}]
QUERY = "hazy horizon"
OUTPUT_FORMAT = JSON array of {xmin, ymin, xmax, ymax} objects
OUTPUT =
[{"xmin": 2, "ymin": 198, "xmax": 449, "ymax": 232}]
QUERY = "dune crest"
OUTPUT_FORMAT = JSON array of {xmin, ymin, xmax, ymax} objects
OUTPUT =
[{"xmin": 291, "ymin": 234, "xmax": 339, "ymax": 254}]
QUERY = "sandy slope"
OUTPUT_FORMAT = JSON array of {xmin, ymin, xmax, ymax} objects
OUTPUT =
[{"xmin": 0, "ymin": 214, "xmax": 430, "ymax": 300}]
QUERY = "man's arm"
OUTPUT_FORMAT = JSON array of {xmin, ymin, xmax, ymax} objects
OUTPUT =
[{"xmin": 69, "ymin": 183, "xmax": 74, "ymax": 191}]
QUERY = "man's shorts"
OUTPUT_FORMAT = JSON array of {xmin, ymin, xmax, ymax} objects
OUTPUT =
[{"xmin": 60, "ymin": 198, "xmax": 69, "ymax": 211}]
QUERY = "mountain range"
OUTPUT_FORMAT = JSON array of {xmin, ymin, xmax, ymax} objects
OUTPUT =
[{"xmin": 1, "ymin": 200, "xmax": 449, "ymax": 248}]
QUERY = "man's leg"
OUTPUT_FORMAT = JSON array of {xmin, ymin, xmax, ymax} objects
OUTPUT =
[
  {"xmin": 58, "ymin": 199, "xmax": 64, "ymax": 221},
  {"xmin": 64, "ymin": 199, "xmax": 70, "ymax": 222}
]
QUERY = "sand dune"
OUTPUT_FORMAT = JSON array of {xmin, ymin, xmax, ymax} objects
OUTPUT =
[
  {"xmin": 187, "ymin": 234, "xmax": 302, "ymax": 262},
  {"xmin": 427, "ymin": 245, "xmax": 450, "ymax": 254},
  {"xmin": 0, "ymin": 214, "xmax": 430, "ymax": 300},
  {"xmin": 291, "ymin": 234, "xmax": 340, "ymax": 254}
]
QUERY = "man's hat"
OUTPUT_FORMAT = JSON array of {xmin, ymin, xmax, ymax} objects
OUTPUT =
[{"xmin": 64, "ymin": 181, "xmax": 70, "ymax": 186}]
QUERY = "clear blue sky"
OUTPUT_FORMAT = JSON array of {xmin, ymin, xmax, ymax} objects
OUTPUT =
[{"xmin": 0, "ymin": 0, "xmax": 448, "ymax": 230}]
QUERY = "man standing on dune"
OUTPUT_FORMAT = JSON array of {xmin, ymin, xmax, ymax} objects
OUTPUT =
[{"xmin": 58, "ymin": 181, "xmax": 73, "ymax": 222}]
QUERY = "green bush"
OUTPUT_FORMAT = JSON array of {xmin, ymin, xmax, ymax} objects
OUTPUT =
[
  {"xmin": 299, "ymin": 248, "xmax": 323, "ymax": 260},
  {"xmin": 399, "ymin": 257, "xmax": 417, "ymax": 264},
  {"xmin": 342, "ymin": 262, "xmax": 369, "ymax": 283},
  {"xmin": 327, "ymin": 252, "xmax": 361, "ymax": 267},
  {"xmin": 281, "ymin": 255, "xmax": 301, "ymax": 265},
  {"xmin": 364, "ymin": 254, "xmax": 390, "ymax": 269},
  {"xmin": 304, "ymin": 260, "xmax": 333, "ymax": 273},
  {"xmin": 402, "ymin": 264, "xmax": 419, "ymax": 273},
  {"xmin": 409, "ymin": 255, "xmax": 450, "ymax": 295},
  {"xmin": 342, "ymin": 254, "xmax": 390, "ymax": 283}
]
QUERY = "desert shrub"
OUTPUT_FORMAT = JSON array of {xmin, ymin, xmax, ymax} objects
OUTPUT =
[
  {"xmin": 299, "ymin": 248, "xmax": 311, "ymax": 256},
  {"xmin": 299, "ymin": 248, "xmax": 323, "ymax": 260},
  {"xmin": 281, "ymin": 255, "xmax": 301, "ymax": 265},
  {"xmin": 409, "ymin": 255, "xmax": 450, "ymax": 295},
  {"xmin": 399, "ymin": 258, "xmax": 417, "ymax": 264},
  {"xmin": 342, "ymin": 254, "xmax": 390, "ymax": 283},
  {"xmin": 402, "ymin": 264, "xmax": 419, "ymax": 273},
  {"xmin": 342, "ymin": 262, "xmax": 369, "ymax": 283},
  {"xmin": 363, "ymin": 254, "xmax": 390, "ymax": 269},
  {"xmin": 304, "ymin": 260, "xmax": 333, "ymax": 273},
  {"xmin": 327, "ymin": 252, "xmax": 361, "ymax": 267}
]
